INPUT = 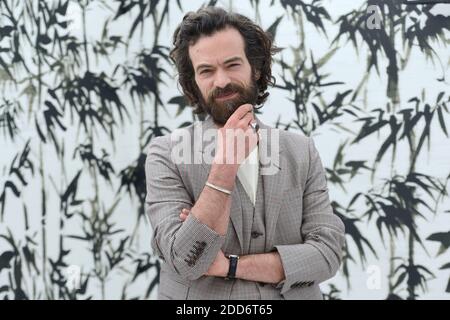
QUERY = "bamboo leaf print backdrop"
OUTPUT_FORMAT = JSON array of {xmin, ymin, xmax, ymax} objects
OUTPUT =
[{"xmin": 0, "ymin": 0, "xmax": 449, "ymax": 299}]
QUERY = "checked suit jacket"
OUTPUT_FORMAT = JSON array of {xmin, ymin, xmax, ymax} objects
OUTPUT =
[{"xmin": 145, "ymin": 115, "xmax": 345, "ymax": 300}]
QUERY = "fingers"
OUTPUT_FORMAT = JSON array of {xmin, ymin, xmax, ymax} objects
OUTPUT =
[
  {"xmin": 237, "ymin": 111, "xmax": 254, "ymax": 129},
  {"xmin": 228, "ymin": 104, "xmax": 253, "ymax": 125},
  {"xmin": 179, "ymin": 213, "xmax": 188, "ymax": 221},
  {"xmin": 179, "ymin": 208, "xmax": 190, "ymax": 221}
]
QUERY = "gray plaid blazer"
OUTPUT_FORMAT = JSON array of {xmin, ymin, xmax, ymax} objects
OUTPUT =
[{"xmin": 145, "ymin": 115, "xmax": 345, "ymax": 300}]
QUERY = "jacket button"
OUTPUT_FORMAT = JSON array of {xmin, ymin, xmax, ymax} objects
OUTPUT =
[{"xmin": 251, "ymin": 231, "xmax": 263, "ymax": 239}]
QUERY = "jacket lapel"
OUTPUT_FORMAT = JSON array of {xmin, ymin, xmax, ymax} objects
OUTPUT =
[{"xmin": 256, "ymin": 119, "xmax": 286, "ymax": 251}]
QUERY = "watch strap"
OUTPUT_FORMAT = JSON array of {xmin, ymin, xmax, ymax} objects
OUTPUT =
[{"xmin": 225, "ymin": 254, "xmax": 239, "ymax": 280}]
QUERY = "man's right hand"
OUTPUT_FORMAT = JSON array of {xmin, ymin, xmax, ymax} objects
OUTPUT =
[{"xmin": 214, "ymin": 103, "xmax": 259, "ymax": 167}]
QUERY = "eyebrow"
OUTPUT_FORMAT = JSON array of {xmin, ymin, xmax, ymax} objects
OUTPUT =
[{"xmin": 195, "ymin": 56, "xmax": 244, "ymax": 73}]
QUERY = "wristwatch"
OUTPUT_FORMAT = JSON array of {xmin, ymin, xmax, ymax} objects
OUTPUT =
[{"xmin": 225, "ymin": 254, "xmax": 239, "ymax": 280}]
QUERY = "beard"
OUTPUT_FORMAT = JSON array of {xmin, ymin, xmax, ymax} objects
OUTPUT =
[{"xmin": 198, "ymin": 80, "xmax": 259, "ymax": 125}]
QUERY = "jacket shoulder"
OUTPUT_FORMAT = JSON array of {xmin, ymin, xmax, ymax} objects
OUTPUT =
[
  {"xmin": 146, "ymin": 121, "xmax": 200, "ymax": 152},
  {"xmin": 278, "ymin": 129, "xmax": 311, "ymax": 150}
]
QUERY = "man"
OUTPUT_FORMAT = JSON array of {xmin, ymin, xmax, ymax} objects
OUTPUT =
[{"xmin": 145, "ymin": 7, "xmax": 345, "ymax": 300}]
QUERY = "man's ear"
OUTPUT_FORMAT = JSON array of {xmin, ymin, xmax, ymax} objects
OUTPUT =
[{"xmin": 254, "ymin": 70, "xmax": 261, "ymax": 81}]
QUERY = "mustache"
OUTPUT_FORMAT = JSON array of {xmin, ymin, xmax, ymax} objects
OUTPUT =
[{"xmin": 209, "ymin": 83, "xmax": 245, "ymax": 100}]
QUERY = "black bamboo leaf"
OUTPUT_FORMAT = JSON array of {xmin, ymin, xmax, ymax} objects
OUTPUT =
[
  {"xmin": 333, "ymin": 202, "xmax": 378, "ymax": 264},
  {"xmin": 105, "ymin": 236, "xmax": 129, "ymax": 269},
  {"xmin": 0, "ymin": 251, "xmax": 15, "ymax": 272},
  {"xmin": 375, "ymin": 115, "xmax": 401, "ymax": 163},
  {"xmin": 60, "ymin": 170, "xmax": 83, "ymax": 218},
  {"xmin": 427, "ymin": 231, "xmax": 450, "ymax": 256},
  {"xmin": 118, "ymin": 153, "xmax": 146, "ymax": 202},
  {"xmin": 145, "ymin": 267, "xmax": 160, "ymax": 299},
  {"xmin": 345, "ymin": 161, "xmax": 371, "ymax": 178},
  {"xmin": 353, "ymin": 117, "xmax": 388, "ymax": 144},
  {"xmin": 393, "ymin": 271, "xmax": 407, "ymax": 290},
  {"xmin": 21, "ymin": 245, "xmax": 39, "ymax": 275},
  {"xmin": 168, "ymin": 95, "xmax": 188, "ymax": 117},
  {"xmin": 266, "ymin": 15, "xmax": 283, "ymax": 40},
  {"xmin": 280, "ymin": 0, "xmax": 330, "ymax": 33},
  {"xmin": 436, "ymin": 105, "xmax": 448, "ymax": 137}
]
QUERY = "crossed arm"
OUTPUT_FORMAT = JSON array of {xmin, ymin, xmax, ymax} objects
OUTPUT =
[{"xmin": 179, "ymin": 208, "xmax": 285, "ymax": 284}]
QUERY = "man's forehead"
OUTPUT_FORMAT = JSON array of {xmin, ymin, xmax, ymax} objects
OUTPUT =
[{"xmin": 188, "ymin": 27, "xmax": 246, "ymax": 66}]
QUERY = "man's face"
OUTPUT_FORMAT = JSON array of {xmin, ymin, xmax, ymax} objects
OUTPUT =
[{"xmin": 188, "ymin": 27, "xmax": 259, "ymax": 125}]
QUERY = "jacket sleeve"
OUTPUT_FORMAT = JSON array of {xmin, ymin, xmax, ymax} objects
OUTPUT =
[
  {"xmin": 145, "ymin": 135, "xmax": 226, "ymax": 281},
  {"xmin": 274, "ymin": 137, "xmax": 345, "ymax": 295}
]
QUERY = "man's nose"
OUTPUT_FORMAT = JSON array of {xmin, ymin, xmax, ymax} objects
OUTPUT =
[{"xmin": 213, "ymin": 69, "xmax": 231, "ymax": 89}]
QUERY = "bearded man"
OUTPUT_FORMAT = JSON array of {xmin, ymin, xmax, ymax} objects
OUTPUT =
[{"xmin": 145, "ymin": 6, "xmax": 345, "ymax": 300}]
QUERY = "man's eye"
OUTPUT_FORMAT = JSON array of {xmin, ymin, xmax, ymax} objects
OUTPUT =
[
  {"xmin": 228, "ymin": 64, "xmax": 240, "ymax": 68},
  {"xmin": 200, "ymin": 70, "xmax": 211, "ymax": 75}
]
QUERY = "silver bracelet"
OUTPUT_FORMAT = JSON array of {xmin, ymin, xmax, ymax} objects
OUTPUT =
[{"xmin": 205, "ymin": 182, "xmax": 232, "ymax": 195}]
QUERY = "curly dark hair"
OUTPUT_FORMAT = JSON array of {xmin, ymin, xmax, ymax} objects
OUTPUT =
[{"xmin": 170, "ymin": 6, "xmax": 280, "ymax": 115}]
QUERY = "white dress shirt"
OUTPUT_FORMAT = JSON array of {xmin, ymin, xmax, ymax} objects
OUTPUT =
[{"xmin": 236, "ymin": 145, "xmax": 259, "ymax": 206}]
